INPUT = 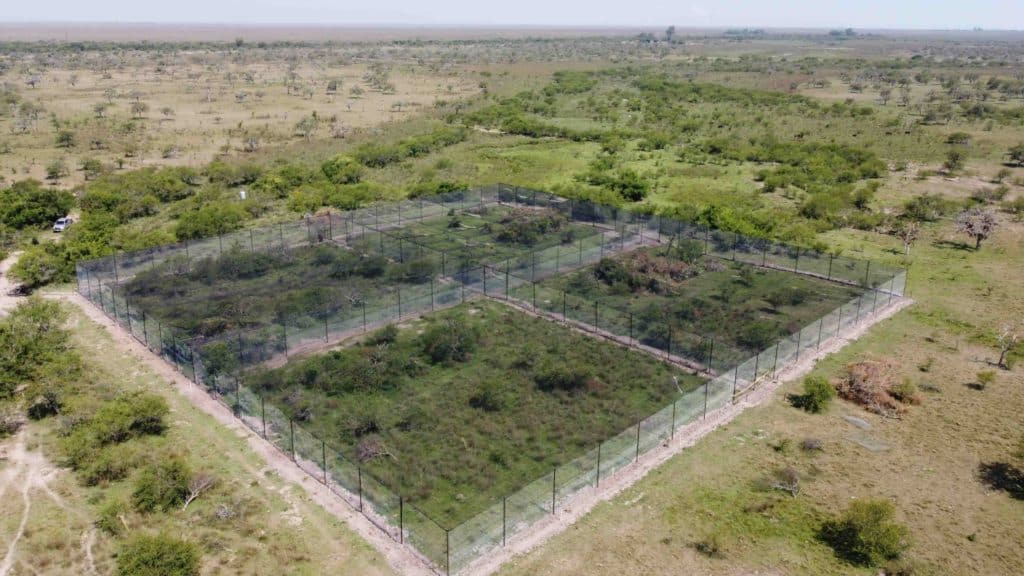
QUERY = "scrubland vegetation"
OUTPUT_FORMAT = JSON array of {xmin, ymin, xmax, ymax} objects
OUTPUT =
[{"xmin": 1, "ymin": 26, "xmax": 1022, "ymax": 576}]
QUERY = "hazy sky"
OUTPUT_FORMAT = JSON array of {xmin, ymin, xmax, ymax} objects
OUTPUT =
[{"xmin": 3, "ymin": 0, "xmax": 1022, "ymax": 30}]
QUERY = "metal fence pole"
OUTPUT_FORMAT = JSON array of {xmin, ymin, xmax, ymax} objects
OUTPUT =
[
  {"xmin": 635, "ymin": 419, "xmax": 641, "ymax": 462},
  {"xmin": 502, "ymin": 497, "xmax": 507, "ymax": 546},
  {"xmin": 445, "ymin": 529, "xmax": 451, "ymax": 576},
  {"xmin": 817, "ymin": 317, "xmax": 824, "ymax": 348},
  {"xmin": 289, "ymin": 419, "xmax": 295, "ymax": 460},
  {"xmin": 322, "ymin": 440, "xmax": 327, "ymax": 484},
  {"xmin": 596, "ymin": 443, "xmax": 602, "ymax": 487},
  {"xmin": 358, "ymin": 467, "xmax": 363, "ymax": 511},
  {"xmin": 399, "ymin": 497, "xmax": 404, "ymax": 544},
  {"xmin": 827, "ymin": 253, "xmax": 833, "ymax": 280},
  {"xmin": 551, "ymin": 467, "xmax": 556, "ymax": 514},
  {"xmin": 261, "ymin": 394, "xmax": 266, "ymax": 437},
  {"xmin": 670, "ymin": 400, "xmax": 677, "ymax": 439},
  {"xmin": 795, "ymin": 329, "xmax": 802, "ymax": 361},
  {"xmin": 703, "ymin": 382, "xmax": 709, "ymax": 417},
  {"xmin": 282, "ymin": 322, "xmax": 288, "ymax": 356}
]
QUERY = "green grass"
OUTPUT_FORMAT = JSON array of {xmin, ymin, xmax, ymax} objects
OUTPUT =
[{"xmin": 246, "ymin": 300, "xmax": 706, "ymax": 526}]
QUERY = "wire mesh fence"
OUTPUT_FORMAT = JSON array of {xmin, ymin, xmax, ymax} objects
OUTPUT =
[{"xmin": 75, "ymin": 184, "xmax": 907, "ymax": 574}]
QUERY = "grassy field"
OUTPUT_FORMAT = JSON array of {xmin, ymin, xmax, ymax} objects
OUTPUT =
[{"xmin": 246, "ymin": 300, "xmax": 705, "ymax": 526}]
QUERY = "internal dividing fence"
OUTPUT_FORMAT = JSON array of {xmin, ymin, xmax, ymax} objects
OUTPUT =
[{"xmin": 76, "ymin": 184, "xmax": 907, "ymax": 574}]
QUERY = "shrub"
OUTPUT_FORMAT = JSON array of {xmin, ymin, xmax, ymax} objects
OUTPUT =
[
  {"xmin": 132, "ymin": 456, "xmax": 192, "ymax": 513},
  {"xmin": 791, "ymin": 375, "xmax": 836, "ymax": 413},
  {"xmin": 534, "ymin": 362, "xmax": 595, "ymax": 393},
  {"xmin": 117, "ymin": 533, "xmax": 200, "ymax": 576},
  {"xmin": 976, "ymin": 370, "xmax": 997, "ymax": 390},
  {"xmin": 890, "ymin": 378, "xmax": 919, "ymax": 404},
  {"xmin": 420, "ymin": 319, "xmax": 478, "ymax": 364},
  {"xmin": 97, "ymin": 498, "xmax": 129, "ymax": 535},
  {"xmin": 91, "ymin": 392, "xmax": 169, "ymax": 444},
  {"xmin": 320, "ymin": 154, "xmax": 362, "ymax": 184},
  {"xmin": 820, "ymin": 499, "xmax": 909, "ymax": 566}
]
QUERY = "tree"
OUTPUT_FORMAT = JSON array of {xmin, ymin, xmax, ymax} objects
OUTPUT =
[
  {"xmin": 997, "ymin": 323, "xmax": 1020, "ymax": 369},
  {"xmin": 45, "ymin": 158, "xmax": 68, "ymax": 181},
  {"xmin": 93, "ymin": 102, "xmax": 110, "ymax": 118},
  {"xmin": 294, "ymin": 114, "xmax": 319, "ymax": 141},
  {"xmin": 820, "ymin": 499, "xmax": 909, "ymax": 566},
  {"xmin": 878, "ymin": 87, "xmax": 892, "ymax": 105},
  {"xmin": 1008, "ymin": 143, "xmax": 1024, "ymax": 166},
  {"xmin": 55, "ymin": 130, "xmax": 76, "ymax": 148},
  {"xmin": 117, "ymin": 534, "xmax": 200, "ymax": 576},
  {"xmin": 955, "ymin": 207, "xmax": 997, "ymax": 249},
  {"xmin": 943, "ymin": 149, "xmax": 965, "ymax": 172},
  {"xmin": 893, "ymin": 220, "xmax": 920, "ymax": 255},
  {"xmin": 130, "ymin": 101, "xmax": 149, "ymax": 119},
  {"xmin": 665, "ymin": 25, "xmax": 676, "ymax": 43},
  {"xmin": 0, "ymin": 180, "xmax": 75, "ymax": 229}
]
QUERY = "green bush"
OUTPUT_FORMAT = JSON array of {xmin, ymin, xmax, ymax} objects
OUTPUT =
[
  {"xmin": 131, "ymin": 456, "xmax": 192, "ymax": 513},
  {"xmin": 320, "ymin": 154, "xmax": 362, "ymax": 184},
  {"xmin": 820, "ymin": 499, "xmax": 909, "ymax": 566},
  {"xmin": 791, "ymin": 375, "xmax": 836, "ymax": 413},
  {"xmin": 117, "ymin": 533, "xmax": 200, "ymax": 576},
  {"xmin": 420, "ymin": 318, "xmax": 478, "ymax": 364},
  {"xmin": 0, "ymin": 298, "xmax": 75, "ymax": 399},
  {"xmin": 97, "ymin": 497, "xmax": 129, "ymax": 535},
  {"xmin": 534, "ymin": 362, "xmax": 595, "ymax": 393},
  {"xmin": 0, "ymin": 179, "xmax": 75, "ymax": 229},
  {"xmin": 91, "ymin": 392, "xmax": 169, "ymax": 444}
]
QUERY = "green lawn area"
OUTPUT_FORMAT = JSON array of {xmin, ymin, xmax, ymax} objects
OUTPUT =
[{"xmin": 245, "ymin": 300, "xmax": 706, "ymax": 526}]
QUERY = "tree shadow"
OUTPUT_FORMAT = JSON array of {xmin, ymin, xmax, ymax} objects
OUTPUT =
[
  {"xmin": 978, "ymin": 462, "xmax": 1024, "ymax": 500},
  {"xmin": 931, "ymin": 239, "xmax": 973, "ymax": 252}
]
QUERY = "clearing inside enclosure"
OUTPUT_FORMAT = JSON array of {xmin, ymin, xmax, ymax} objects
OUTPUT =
[{"xmin": 247, "ymin": 300, "xmax": 706, "ymax": 525}]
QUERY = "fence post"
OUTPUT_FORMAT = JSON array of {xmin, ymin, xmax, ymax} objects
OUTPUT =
[
  {"xmin": 551, "ymin": 467, "xmax": 556, "ymax": 514},
  {"xmin": 855, "ymin": 296, "xmax": 862, "ymax": 324},
  {"xmin": 628, "ymin": 313, "xmax": 633, "ymax": 344},
  {"xmin": 431, "ymin": 278, "xmax": 435, "ymax": 311},
  {"xmin": 596, "ymin": 443, "xmax": 602, "ymax": 487},
  {"xmin": 593, "ymin": 301, "xmax": 598, "ymax": 328},
  {"xmin": 635, "ymin": 419, "xmax": 641, "ymax": 462},
  {"xmin": 261, "ymin": 394, "xmax": 266, "ymax": 437},
  {"xmin": 863, "ymin": 260, "xmax": 872, "ymax": 287},
  {"xmin": 703, "ymin": 226, "xmax": 709, "ymax": 255},
  {"xmin": 397, "ymin": 288, "xmax": 402, "ymax": 318},
  {"xmin": 219, "ymin": 233, "xmax": 224, "ymax": 254},
  {"xmin": 794, "ymin": 247, "xmax": 800, "ymax": 272},
  {"xmin": 502, "ymin": 497, "xmax": 507, "ymax": 546},
  {"xmin": 113, "ymin": 251, "xmax": 120, "ymax": 284},
  {"xmin": 827, "ymin": 253, "xmax": 833, "ymax": 280},
  {"xmin": 732, "ymin": 367, "xmax": 739, "ymax": 397},
  {"xmin": 324, "ymin": 316, "xmax": 329, "ymax": 342},
  {"xmin": 446, "ymin": 528, "xmax": 451, "ymax": 576},
  {"xmin": 703, "ymin": 382, "xmax": 709, "ymax": 418},
  {"xmin": 322, "ymin": 439, "xmax": 327, "ymax": 484},
  {"xmin": 872, "ymin": 287, "xmax": 879, "ymax": 314},
  {"xmin": 358, "ymin": 467, "xmax": 363, "ymax": 511},
  {"xmin": 282, "ymin": 322, "xmax": 288, "ymax": 356},
  {"xmin": 762, "ymin": 244, "xmax": 767, "ymax": 267},
  {"xmin": 399, "ymin": 497, "xmax": 404, "ymax": 544},
  {"xmin": 817, "ymin": 317, "xmax": 824, "ymax": 349},
  {"xmin": 289, "ymin": 419, "xmax": 295, "ymax": 460},
  {"xmin": 795, "ymin": 329, "xmax": 802, "ymax": 362},
  {"xmin": 532, "ymin": 282, "xmax": 537, "ymax": 309},
  {"xmin": 707, "ymin": 337, "xmax": 715, "ymax": 374},
  {"xmin": 753, "ymin": 353, "xmax": 760, "ymax": 383},
  {"xmin": 562, "ymin": 291, "xmax": 567, "ymax": 321},
  {"xmin": 142, "ymin": 313, "xmax": 148, "ymax": 347},
  {"xmin": 578, "ymin": 238, "xmax": 583, "ymax": 264},
  {"xmin": 666, "ymin": 326, "xmax": 672, "ymax": 359}
]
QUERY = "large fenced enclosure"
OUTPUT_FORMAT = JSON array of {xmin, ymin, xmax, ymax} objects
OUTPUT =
[{"xmin": 76, "ymin": 184, "xmax": 907, "ymax": 574}]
